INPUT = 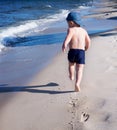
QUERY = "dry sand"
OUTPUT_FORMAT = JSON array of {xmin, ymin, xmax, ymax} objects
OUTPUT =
[
  {"xmin": 0, "ymin": 30, "xmax": 117, "ymax": 130},
  {"xmin": 0, "ymin": 1, "xmax": 117, "ymax": 129}
]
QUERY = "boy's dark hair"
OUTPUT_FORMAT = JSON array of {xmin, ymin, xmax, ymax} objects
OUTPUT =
[{"xmin": 66, "ymin": 11, "xmax": 82, "ymax": 26}]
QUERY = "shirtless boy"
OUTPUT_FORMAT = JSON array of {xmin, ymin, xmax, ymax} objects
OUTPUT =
[{"xmin": 62, "ymin": 11, "xmax": 91, "ymax": 92}]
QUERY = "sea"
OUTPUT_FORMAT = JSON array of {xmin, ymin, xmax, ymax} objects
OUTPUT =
[
  {"xmin": 0, "ymin": 0, "xmax": 117, "ymax": 85},
  {"xmin": 0, "ymin": 0, "xmax": 117, "ymax": 52}
]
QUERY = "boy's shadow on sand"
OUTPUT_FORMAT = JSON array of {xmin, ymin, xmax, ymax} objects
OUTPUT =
[{"xmin": 0, "ymin": 82, "xmax": 73, "ymax": 94}]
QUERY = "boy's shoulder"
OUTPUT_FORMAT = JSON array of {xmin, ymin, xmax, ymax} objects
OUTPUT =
[
  {"xmin": 68, "ymin": 27, "xmax": 88, "ymax": 36},
  {"xmin": 69, "ymin": 27, "xmax": 87, "ymax": 33},
  {"xmin": 77, "ymin": 27, "xmax": 86, "ymax": 31},
  {"xmin": 78, "ymin": 27, "xmax": 88, "ymax": 34}
]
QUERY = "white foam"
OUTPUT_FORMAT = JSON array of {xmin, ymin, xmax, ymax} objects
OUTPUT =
[
  {"xmin": 79, "ymin": 5, "xmax": 90, "ymax": 9},
  {"xmin": 0, "ymin": 9, "xmax": 69, "ymax": 52},
  {"xmin": 0, "ymin": 44, "xmax": 5, "ymax": 52},
  {"xmin": 45, "ymin": 4, "xmax": 52, "ymax": 8}
]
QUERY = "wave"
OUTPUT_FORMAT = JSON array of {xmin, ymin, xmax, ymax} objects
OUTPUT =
[
  {"xmin": 78, "ymin": 5, "xmax": 91, "ymax": 9},
  {"xmin": 0, "ymin": 9, "xmax": 69, "ymax": 51}
]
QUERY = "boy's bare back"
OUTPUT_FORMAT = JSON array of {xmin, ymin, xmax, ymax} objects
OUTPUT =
[{"xmin": 65, "ymin": 26, "xmax": 90, "ymax": 51}]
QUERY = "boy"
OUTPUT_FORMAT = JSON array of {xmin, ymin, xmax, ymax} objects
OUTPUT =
[{"xmin": 62, "ymin": 11, "xmax": 91, "ymax": 92}]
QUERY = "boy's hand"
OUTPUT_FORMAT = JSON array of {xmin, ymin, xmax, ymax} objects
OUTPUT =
[{"xmin": 62, "ymin": 45, "xmax": 66, "ymax": 52}]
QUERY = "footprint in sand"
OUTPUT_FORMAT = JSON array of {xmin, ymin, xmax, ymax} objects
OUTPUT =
[
  {"xmin": 80, "ymin": 112, "xmax": 90, "ymax": 122},
  {"xmin": 69, "ymin": 98, "xmax": 78, "ymax": 108}
]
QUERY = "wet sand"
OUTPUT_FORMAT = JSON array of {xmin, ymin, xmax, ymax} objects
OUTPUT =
[
  {"xmin": 0, "ymin": 1, "xmax": 117, "ymax": 130},
  {"xmin": 0, "ymin": 30, "xmax": 117, "ymax": 130}
]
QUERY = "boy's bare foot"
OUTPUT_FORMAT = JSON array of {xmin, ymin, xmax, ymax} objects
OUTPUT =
[{"xmin": 75, "ymin": 84, "xmax": 80, "ymax": 92}]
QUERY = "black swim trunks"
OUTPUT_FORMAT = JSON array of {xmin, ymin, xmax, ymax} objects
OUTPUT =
[{"xmin": 68, "ymin": 49, "xmax": 85, "ymax": 64}]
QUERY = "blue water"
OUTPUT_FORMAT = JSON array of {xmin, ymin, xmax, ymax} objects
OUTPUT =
[
  {"xmin": 0, "ymin": 0, "xmax": 117, "ymax": 51},
  {"xmin": 0, "ymin": 0, "xmax": 117, "ymax": 85}
]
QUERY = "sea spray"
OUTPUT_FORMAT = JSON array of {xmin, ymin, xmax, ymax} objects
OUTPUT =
[{"xmin": 0, "ymin": 9, "xmax": 69, "ymax": 50}]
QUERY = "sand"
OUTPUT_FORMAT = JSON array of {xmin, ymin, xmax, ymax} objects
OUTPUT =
[
  {"xmin": 0, "ymin": 1, "xmax": 117, "ymax": 130},
  {"xmin": 0, "ymin": 30, "xmax": 117, "ymax": 130}
]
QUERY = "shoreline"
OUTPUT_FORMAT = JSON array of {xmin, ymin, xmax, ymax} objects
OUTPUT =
[
  {"xmin": 0, "ymin": 31, "xmax": 116, "ymax": 130},
  {"xmin": 0, "ymin": 44, "xmax": 62, "ymax": 86},
  {"xmin": 0, "ymin": 1, "xmax": 117, "ymax": 130},
  {"xmin": 27, "ymin": 30, "xmax": 117, "ymax": 130}
]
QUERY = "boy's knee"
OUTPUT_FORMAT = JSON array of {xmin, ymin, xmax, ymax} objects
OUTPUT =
[
  {"xmin": 78, "ymin": 68, "xmax": 83, "ymax": 73},
  {"xmin": 76, "ymin": 64, "xmax": 84, "ymax": 68}
]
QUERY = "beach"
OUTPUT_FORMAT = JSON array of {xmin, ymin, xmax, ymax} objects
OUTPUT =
[
  {"xmin": 0, "ymin": 0, "xmax": 117, "ymax": 130},
  {"xmin": 0, "ymin": 31, "xmax": 117, "ymax": 130}
]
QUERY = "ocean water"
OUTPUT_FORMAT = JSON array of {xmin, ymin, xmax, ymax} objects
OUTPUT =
[
  {"xmin": 0, "ymin": 0, "xmax": 117, "ymax": 85},
  {"xmin": 0, "ymin": 0, "xmax": 117, "ymax": 52}
]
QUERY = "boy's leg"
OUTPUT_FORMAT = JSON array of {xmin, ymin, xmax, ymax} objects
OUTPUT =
[
  {"xmin": 69, "ymin": 62, "xmax": 75, "ymax": 80},
  {"xmin": 75, "ymin": 64, "xmax": 84, "ymax": 92}
]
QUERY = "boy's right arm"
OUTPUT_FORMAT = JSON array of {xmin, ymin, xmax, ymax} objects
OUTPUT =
[
  {"xmin": 62, "ymin": 28, "xmax": 72, "ymax": 52},
  {"xmin": 85, "ymin": 32, "xmax": 91, "ymax": 51}
]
